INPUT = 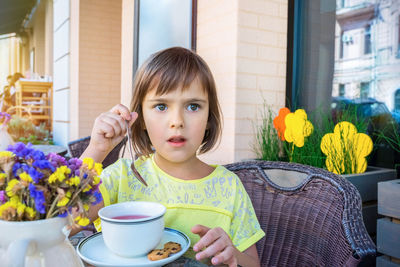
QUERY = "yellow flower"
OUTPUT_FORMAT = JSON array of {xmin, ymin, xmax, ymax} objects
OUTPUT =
[
  {"xmin": 19, "ymin": 172, "xmax": 33, "ymax": 183},
  {"xmin": 0, "ymin": 202, "xmax": 9, "ymax": 217},
  {"xmin": 57, "ymin": 191, "xmax": 72, "ymax": 207},
  {"xmin": 83, "ymin": 158, "xmax": 94, "ymax": 170},
  {"xmin": 6, "ymin": 179, "xmax": 21, "ymax": 197},
  {"xmin": 0, "ymin": 196, "xmax": 19, "ymax": 217},
  {"xmin": 93, "ymin": 176, "xmax": 101, "ymax": 185},
  {"xmin": 49, "ymin": 166, "xmax": 71, "ymax": 183},
  {"xmin": 284, "ymin": 109, "xmax": 314, "ymax": 147},
  {"xmin": 25, "ymin": 207, "xmax": 36, "ymax": 219},
  {"xmin": 0, "ymin": 151, "xmax": 14, "ymax": 158},
  {"xmin": 0, "ymin": 172, "xmax": 6, "ymax": 181},
  {"xmin": 66, "ymin": 176, "xmax": 80, "ymax": 186},
  {"xmin": 83, "ymin": 204, "xmax": 89, "ymax": 211},
  {"xmin": 17, "ymin": 202, "xmax": 26, "ymax": 217},
  {"xmin": 83, "ymin": 184, "xmax": 92, "ymax": 193},
  {"xmin": 94, "ymin": 163, "xmax": 103, "ymax": 176},
  {"xmin": 321, "ymin": 121, "xmax": 373, "ymax": 174},
  {"xmin": 75, "ymin": 215, "xmax": 90, "ymax": 226}
]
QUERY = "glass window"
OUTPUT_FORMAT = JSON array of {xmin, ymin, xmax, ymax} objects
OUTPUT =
[
  {"xmin": 360, "ymin": 82, "xmax": 369, "ymax": 98},
  {"xmin": 287, "ymin": 0, "xmax": 400, "ymax": 168},
  {"xmin": 134, "ymin": 0, "xmax": 196, "ymax": 71},
  {"xmin": 364, "ymin": 24, "xmax": 371, "ymax": 55},
  {"xmin": 339, "ymin": 84, "xmax": 345, "ymax": 96},
  {"xmin": 395, "ymin": 89, "xmax": 400, "ymax": 111}
]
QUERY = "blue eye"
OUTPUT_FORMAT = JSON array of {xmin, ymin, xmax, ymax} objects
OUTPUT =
[
  {"xmin": 187, "ymin": 104, "xmax": 200, "ymax": 112},
  {"xmin": 155, "ymin": 104, "xmax": 167, "ymax": 111}
]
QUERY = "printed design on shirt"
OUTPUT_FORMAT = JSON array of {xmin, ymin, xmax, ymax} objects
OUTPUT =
[{"xmin": 100, "ymin": 158, "xmax": 263, "ymax": 249}]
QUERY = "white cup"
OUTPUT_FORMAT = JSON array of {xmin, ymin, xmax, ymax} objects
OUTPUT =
[{"xmin": 98, "ymin": 201, "xmax": 166, "ymax": 257}]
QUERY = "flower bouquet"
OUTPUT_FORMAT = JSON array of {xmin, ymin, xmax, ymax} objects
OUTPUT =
[{"xmin": 0, "ymin": 142, "xmax": 102, "ymax": 226}]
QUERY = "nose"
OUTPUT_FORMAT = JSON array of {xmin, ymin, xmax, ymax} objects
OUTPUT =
[{"xmin": 170, "ymin": 109, "xmax": 184, "ymax": 129}]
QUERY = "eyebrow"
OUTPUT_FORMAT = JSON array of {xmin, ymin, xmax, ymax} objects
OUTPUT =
[{"xmin": 147, "ymin": 98, "xmax": 207, "ymax": 104}]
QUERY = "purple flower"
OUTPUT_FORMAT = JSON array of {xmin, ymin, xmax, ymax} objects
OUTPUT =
[
  {"xmin": 92, "ymin": 191, "xmax": 103, "ymax": 205},
  {"xmin": 33, "ymin": 160, "xmax": 55, "ymax": 172},
  {"xmin": 8, "ymin": 142, "xmax": 31, "ymax": 158},
  {"xmin": 12, "ymin": 162, "xmax": 23, "ymax": 177},
  {"xmin": 47, "ymin": 153, "xmax": 67, "ymax": 168},
  {"xmin": 29, "ymin": 150, "xmax": 46, "ymax": 161},
  {"xmin": 29, "ymin": 184, "xmax": 46, "ymax": 214},
  {"xmin": 0, "ymin": 191, "xmax": 6, "ymax": 204},
  {"xmin": 68, "ymin": 158, "xmax": 82, "ymax": 177},
  {"xmin": 26, "ymin": 166, "xmax": 44, "ymax": 183},
  {"xmin": 58, "ymin": 211, "xmax": 68, "ymax": 217},
  {"xmin": 7, "ymin": 143, "xmax": 48, "ymax": 163}
]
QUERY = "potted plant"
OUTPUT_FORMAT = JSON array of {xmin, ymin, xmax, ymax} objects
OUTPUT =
[
  {"xmin": 253, "ymin": 104, "xmax": 397, "ymax": 238},
  {"xmin": 0, "ymin": 142, "xmax": 103, "ymax": 266},
  {"xmin": 7, "ymin": 115, "xmax": 53, "ymax": 145}
]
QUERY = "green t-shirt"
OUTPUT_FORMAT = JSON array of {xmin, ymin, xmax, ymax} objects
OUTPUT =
[{"xmin": 97, "ymin": 155, "xmax": 265, "ymax": 253}]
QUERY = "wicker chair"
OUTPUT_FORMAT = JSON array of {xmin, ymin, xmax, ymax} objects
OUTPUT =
[
  {"xmin": 68, "ymin": 136, "xmax": 127, "ymax": 168},
  {"xmin": 224, "ymin": 160, "xmax": 376, "ymax": 267}
]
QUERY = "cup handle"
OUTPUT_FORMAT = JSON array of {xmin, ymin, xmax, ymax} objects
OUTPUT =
[{"xmin": 6, "ymin": 239, "xmax": 37, "ymax": 267}]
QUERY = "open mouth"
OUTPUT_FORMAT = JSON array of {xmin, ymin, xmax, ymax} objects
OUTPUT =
[{"xmin": 167, "ymin": 136, "xmax": 186, "ymax": 147}]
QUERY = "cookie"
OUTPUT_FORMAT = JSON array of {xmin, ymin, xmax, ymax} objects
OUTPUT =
[
  {"xmin": 147, "ymin": 249, "xmax": 170, "ymax": 261},
  {"xmin": 163, "ymin": 241, "xmax": 182, "ymax": 254}
]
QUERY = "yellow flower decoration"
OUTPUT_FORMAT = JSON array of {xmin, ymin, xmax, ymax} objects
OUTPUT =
[
  {"xmin": 57, "ymin": 191, "xmax": 72, "ymax": 207},
  {"xmin": 17, "ymin": 202, "xmax": 26, "ymax": 217},
  {"xmin": 83, "ymin": 158, "xmax": 94, "ymax": 170},
  {"xmin": 19, "ymin": 172, "xmax": 33, "ymax": 183},
  {"xmin": 94, "ymin": 163, "xmax": 103, "ymax": 176},
  {"xmin": 0, "ymin": 172, "xmax": 6, "ymax": 181},
  {"xmin": 66, "ymin": 176, "xmax": 80, "ymax": 186},
  {"xmin": 0, "ymin": 196, "xmax": 20, "ymax": 217},
  {"xmin": 25, "ymin": 207, "xmax": 36, "ymax": 220},
  {"xmin": 83, "ymin": 184, "xmax": 92, "ymax": 193},
  {"xmin": 284, "ymin": 109, "xmax": 314, "ymax": 147},
  {"xmin": 321, "ymin": 121, "xmax": 373, "ymax": 174},
  {"xmin": 93, "ymin": 176, "xmax": 101, "ymax": 185},
  {"xmin": 75, "ymin": 215, "xmax": 90, "ymax": 226},
  {"xmin": 0, "ymin": 151, "xmax": 14, "ymax": 158},
  {"xmin": 49, "ymin": 166, "xmax": 71, "ymax": 183},
  {"xmin": 6, "ymin": 179, "xmax": 20, "ymax": 197}
]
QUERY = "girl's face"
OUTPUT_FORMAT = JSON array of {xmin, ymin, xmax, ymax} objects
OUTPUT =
[{"xmin": 142, "ymin": 78, "xmax": 209, "ymax": 165}]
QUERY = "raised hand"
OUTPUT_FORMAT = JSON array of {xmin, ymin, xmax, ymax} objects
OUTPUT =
[
  {"xmin": 83, "ymin": 104, "xmax": 138, "ymax": 162},
  {"xmin": 191, "ymin": 224, "xmax": 238, "ymax": 267}
]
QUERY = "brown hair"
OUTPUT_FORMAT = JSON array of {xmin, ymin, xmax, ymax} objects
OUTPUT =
[{"xmin": 130, "ymin": 47, "xmax": 222, "ymax": 156}]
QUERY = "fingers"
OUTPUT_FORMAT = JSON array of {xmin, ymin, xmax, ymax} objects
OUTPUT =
[
  {"xmin": 191, "ymin": 224, "xmax": 211, "ymax": 239},
  {"xmin": 192, "ymin": 226, "xmax": 237, "ymax": 266},
  {"xmin": 95, "ymin": 112, "xmax": 126, "ymax": 138},
  {"xmin": 195, "ymin": 236, "xmax": 225, "ymax": 259},
  {"xmin": 211, "ymin": 247, "xmax": 237, "ymax": 267},
  {"xmin": 110, "ymin": 104, "xmax": 132, "ymax": 121},
  {"xmin": 129, "ymin": 112, "xmax": 138, "ymax": 127},
  {"xmin": 95, "ymin": 104, "xmax": 138, "ymax": 139}
]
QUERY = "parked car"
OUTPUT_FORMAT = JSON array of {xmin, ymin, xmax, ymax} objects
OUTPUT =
[{"xmin": 331, "ymin": 97, "xmax": 398, "ymax": 132}]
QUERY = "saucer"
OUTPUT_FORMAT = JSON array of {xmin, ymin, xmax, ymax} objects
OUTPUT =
[{"xmin": 77, "ymin": 228, "xmax": 190, "ymax": 267}]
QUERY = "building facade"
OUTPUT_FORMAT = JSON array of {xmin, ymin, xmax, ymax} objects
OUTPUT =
[{"xmin": 333, "ymin": 0, "xmax": 400, "ymax": 111}]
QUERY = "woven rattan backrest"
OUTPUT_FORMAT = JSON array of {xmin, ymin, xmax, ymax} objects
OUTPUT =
[
  {"xmin": 68, "ymin": 136, "xmax": 127, "ymax": 168},
  {"xmin": 225, "ymin": 161, "xmax": 375, "ymax": 267}
]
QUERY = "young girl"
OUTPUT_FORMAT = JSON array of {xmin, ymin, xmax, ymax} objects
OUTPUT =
[{"xmin": 79, "ymin": 47, "xmax": 265, "ymax": 267}]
